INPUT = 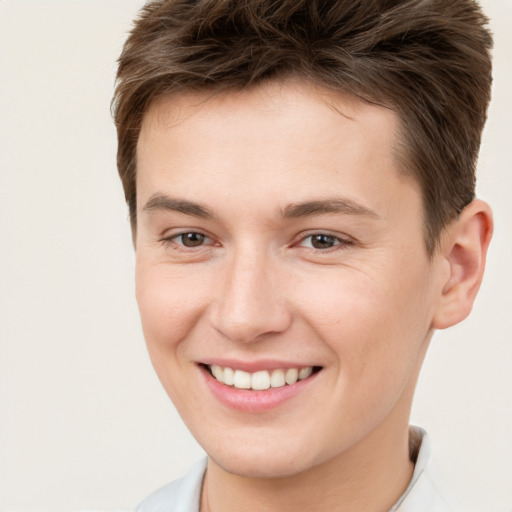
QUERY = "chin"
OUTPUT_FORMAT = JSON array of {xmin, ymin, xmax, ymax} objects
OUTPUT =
[
  {"xmin": 204, "ymin": 434, "xmax": 323, "ymax": 479},
  {"xmin": 214, "ymin": 453, "xmax": 308, "ymax": 479}
]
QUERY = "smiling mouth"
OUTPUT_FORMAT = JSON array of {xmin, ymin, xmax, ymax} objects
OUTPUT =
[{"xmin": 203, "ymin": 364, "xmax": 323, "ymax": 391}]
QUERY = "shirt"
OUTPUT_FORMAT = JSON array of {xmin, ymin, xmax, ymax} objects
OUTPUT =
[{"xmin": 136, "ymin": 427, "xmax": 459, "ymax": 512}]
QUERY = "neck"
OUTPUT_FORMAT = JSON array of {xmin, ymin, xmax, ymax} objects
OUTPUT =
[{"xmin": 201, "ymin": 421, "xmax": 415, "ymax": 512}]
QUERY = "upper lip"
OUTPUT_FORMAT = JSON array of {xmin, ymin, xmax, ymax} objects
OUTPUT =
[{"xmin": 199, "ymin": 358, "xmax": 321, "ymax": 373}]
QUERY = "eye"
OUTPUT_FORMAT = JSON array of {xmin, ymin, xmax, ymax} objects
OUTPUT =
[
  {"xmin": 299, "ymin": 233, "xmax": 351, "ymax": 250},
  {"xmin": 170, "ymin": 232, "xmax": 211, "ymax": 248}
]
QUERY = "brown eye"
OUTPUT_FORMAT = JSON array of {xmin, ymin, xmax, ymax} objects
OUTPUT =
[
  {"xmin": 178, "ymin": 232, "xmax": 206, "ymax": 247},
  {"xmin": 309, "ymin": 234, "xmax": 338, "ymax": 249}
]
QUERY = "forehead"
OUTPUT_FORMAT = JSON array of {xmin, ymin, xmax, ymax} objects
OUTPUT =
[
  {"xmin": 136, "ymin": 80, "xmax": 420, "ymax": 226},
  {"xmin": 139, "ymin": 80, "xmax": 399, "ymax": 150}
]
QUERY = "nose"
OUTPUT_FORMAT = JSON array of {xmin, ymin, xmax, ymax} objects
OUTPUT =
[{"xmin": 209, "ymin": 247, "xmax": 293, "ymax": 343}]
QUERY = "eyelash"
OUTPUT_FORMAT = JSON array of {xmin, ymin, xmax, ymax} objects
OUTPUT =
[
  {"xmin": 296, "ymin": 233, "xmax": 354, "ymax": 252},
  {"xmin": 162, "ymin": 231, "xmax": 215, "ymax": 249},
  {"xmin": 162, "ymin": 231, "xmax": 353, "ymax": 252}
]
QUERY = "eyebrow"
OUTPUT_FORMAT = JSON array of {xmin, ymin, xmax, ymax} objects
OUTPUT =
[
  {"xmin": 142, "ymin": 193, "xmax": 379, "ymax": 220},
  {"xmin": 280, "ymin": 198, "xmax": 380, "ymax": 219},
  {"xmin": 143, "ymin": 194, "xmax": 216, "ymax": 218}
]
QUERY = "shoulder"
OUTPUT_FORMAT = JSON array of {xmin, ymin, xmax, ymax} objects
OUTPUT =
[{"xmin": 136, "ymin": 458, "xmax": 207, "ymax": 512}]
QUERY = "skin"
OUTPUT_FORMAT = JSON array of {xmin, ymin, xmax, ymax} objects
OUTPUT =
[{"xmin": 134, "ymin": 81, "xmax": 492, "ymax": 512}]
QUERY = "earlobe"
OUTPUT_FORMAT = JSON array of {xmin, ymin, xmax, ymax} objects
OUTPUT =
[{"xmin": 432, "ymin": 200, "xmax": 493, "ymax": 330}]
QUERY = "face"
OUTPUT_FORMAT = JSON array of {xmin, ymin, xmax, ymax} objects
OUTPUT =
[{"xmin": 135, "ymin": 81, "xmax": 446, "ymax": 478}]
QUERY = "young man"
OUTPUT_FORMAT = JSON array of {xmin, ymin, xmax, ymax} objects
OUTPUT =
[{"xmin": 112, "ymin": 1, "xmax": 494, "ymax": 510}]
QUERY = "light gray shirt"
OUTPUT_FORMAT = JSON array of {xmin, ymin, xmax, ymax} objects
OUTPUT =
[{"xmin": 136, "ymin": 428, "xmax": 458, "ymax": 512}]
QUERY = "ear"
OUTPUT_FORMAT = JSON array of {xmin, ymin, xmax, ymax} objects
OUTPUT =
[{"xmin": 432, "ymin": 199, "xmax": 493, "ymax": 330}]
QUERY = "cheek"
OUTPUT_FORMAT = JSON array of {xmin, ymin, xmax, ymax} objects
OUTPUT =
[
  {"xmin": 135, "ymin": 262, "xmax": 208, "ymax": 356},
  {"xmin": 292, "ymin": 262, "xmax": 433, "ymax": 373},
  {"xmin": 293, "ymin": 266, "xmax": 433, "ymax": 441},
  {"xmin": 135, "ymin": 262, "xmax": 213, "ymax": 414}
]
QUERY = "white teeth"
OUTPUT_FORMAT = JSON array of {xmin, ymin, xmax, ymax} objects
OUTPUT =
[
  {"xmin": 270, "ymin": 369, "xmax": 286, "ymax": 388},
  {"xmin": 285, "ymin": 368, "xmax": 299, "ymax": 385},
  {"xmin": 211, "ymin": 365, "xmax": 223, "ymax": 381},
  {"xmin": 233, "ymin": 370, "xmax": 252, "ymax": 389},
  {"xmin": 208, "ymin": 365, "xmax": 316, "ymax": 390},
  {"xmin": 251, "ymin": 370, "xmax": 271, "ymax": 390},
  {"xmin": 223, "ymin": 367, "xmax": 234, "ymax": 386},
  {"xmin": 299, "ymin": 367, "xmax": 313, "ymax": 380}
]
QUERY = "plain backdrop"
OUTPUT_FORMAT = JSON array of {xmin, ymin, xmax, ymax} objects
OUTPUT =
[{"xmin": 0, "ymin": 1, "xmax": 510, "ymax": 511}]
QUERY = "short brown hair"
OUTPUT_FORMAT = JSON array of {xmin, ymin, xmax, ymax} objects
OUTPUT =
[{"xmin": 113, "ymin": 0, "xmax": 493, "ymax": 253}]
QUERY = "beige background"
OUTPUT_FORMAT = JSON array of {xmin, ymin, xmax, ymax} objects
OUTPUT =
[{"xmin": 0, "ymin": 1, "xmax": 510, "ymax": 511}]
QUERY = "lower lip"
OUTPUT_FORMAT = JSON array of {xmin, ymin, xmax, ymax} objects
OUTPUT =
[{"xmin": 200, "ymin": 365, "xmax": 321, "ymax": 413}]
